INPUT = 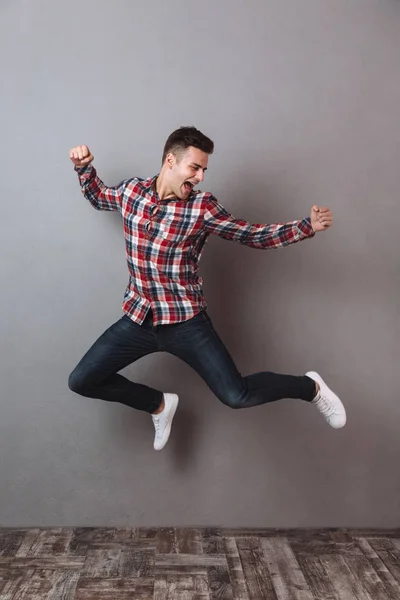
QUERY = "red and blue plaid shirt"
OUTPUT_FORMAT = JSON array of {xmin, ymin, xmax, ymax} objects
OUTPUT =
[{"xmin": 75, "ymin": 165, "xmax": 315, "ymax": 325}]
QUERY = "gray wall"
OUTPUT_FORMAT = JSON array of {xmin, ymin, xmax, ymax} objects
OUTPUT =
[{"xmin": 1, "ymin": 0, "xmax": 399, "ymax": 527}]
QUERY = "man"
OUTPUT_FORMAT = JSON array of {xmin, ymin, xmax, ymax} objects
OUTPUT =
[{"xmin": 68, "ymin": 126, "xmax": 346, "ymax": 451}]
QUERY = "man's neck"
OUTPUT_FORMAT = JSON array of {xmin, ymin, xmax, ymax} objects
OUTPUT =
[{"xmin": 155, "ymin": 169, "xmax": 176, "ymax": 200}]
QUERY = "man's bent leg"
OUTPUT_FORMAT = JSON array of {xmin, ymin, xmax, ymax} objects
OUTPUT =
[{"xmin": 68, "ymin": 314, "xmax": 162, "ymax": 413}]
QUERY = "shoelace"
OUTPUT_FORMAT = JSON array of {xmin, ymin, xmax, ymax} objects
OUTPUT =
[
  {"xmin": 152, "ymin": 415, "xmax": 160, "ymax": 431},
  {"xmin": 316, "ymin": 395, "xmax": 337, "ymax": 417}
]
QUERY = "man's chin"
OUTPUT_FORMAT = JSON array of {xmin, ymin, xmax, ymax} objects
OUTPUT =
[{"xmin": 179, "ymin": 188, "xmax": 190, "ymax": 200}]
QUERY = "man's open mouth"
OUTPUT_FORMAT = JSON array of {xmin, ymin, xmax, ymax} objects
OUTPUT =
[{"xmin": 184, "ymin": 182, "xmax": 194, "ymax": 192}]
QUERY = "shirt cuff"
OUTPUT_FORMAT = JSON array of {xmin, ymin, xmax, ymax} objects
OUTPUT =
[
  {"xmin": 74, "ymin": 164, "xmax": 93, "ymax": 174},
  {"xmin": 298, "ymin": 217, "xmax": 315, "ymax": 238}
]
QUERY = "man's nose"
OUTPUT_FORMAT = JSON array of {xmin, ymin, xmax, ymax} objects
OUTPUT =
[{"xmin": 196, "ymin": 169, "xmax": 205, "ymax": 183}]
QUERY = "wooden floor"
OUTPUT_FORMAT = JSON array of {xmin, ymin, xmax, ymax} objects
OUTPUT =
[{"xmin": 0, "ymin": 528, "xmax": 400, "ymax": 599}]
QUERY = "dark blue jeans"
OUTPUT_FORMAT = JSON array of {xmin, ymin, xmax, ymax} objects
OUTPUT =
[{"xmin": 68, "ymin": 309, "xmax": 316, "ymax": 413}]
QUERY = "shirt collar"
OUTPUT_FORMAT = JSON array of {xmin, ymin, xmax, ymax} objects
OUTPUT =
[
  {"xmin": 142, "ymin": 175, "xmax": 158, "ymax": 193},
  {"xmin": 143, "ymin": 174, "xmax": 186, "ymax": 203}
]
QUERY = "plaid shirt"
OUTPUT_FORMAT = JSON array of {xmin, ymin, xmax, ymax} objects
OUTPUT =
[{"xmin": 75, "ymin": 165, "xmax": 315, "ymax": 325}]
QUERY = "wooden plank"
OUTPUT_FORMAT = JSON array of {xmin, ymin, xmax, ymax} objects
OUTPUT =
[
  {"xmin": 10, "ymin": 556, "xmax": 85, "ymax": 570},
  {"xmin": 203, "ymin": 529, "xmax": 225, "ymax": 555},
  {"xmin": 157, "ymin": 528, "xmax": 178, "ymax": 553},
  {"xmin": 52, "ymin": 530, "xmax": 75, "ymax": 556},
  {"xmin": 94, "ymin": 528, "xmax": 135, "ymax": 543},
  {"xmin": 222, "ymin": 537, "xmax": 248, "ymax": 600},
  {"xmin": 86, "ymin": 528, "xmax": 132, "ymax": 543},
  {"xmin": 9, "ymin": 568, "xmax": 77, "ymax": 600},
  {"xmin": 156, "ymin": 554, "xmax": 227, "ymax": 567},
  {"xmin": 295, "ymin": 555, "xmax": 339, "ymax": 600},
  {"xmin": 155, "ymin": 572, "xmax": 209, "ymax": 600},
  {"xmin": 81, "ymin": 548, "xmax": 121, "ymax": 577},
  {"xmin": 40, "ymin": 569, "xmax": 80, "ymax": 600},
  {"xmin": 367, "ymin": 538, "xmax": 400, "ymax": 584},
  {"xmin": 375, "ymin": 550, "xmax": 400, "ymax": 584},
  {"xmin": 154, "ymin": 574, "xmax": 167, "ymax": 600},
  {"xmin": 0, "ymin": 568, "xmax": 36, "ymax": 600},
  {"xmin": 176, "ymin": 528, "xmax": 203, "ymax": 554},
  {"xmin": 207, "ymin": 564, "xmax": 234, "ymax": 600},
  {"xmin": 319, "ymin": 554, "xmax": 373, "ymax": 600},
  {"xmin": 156, "ymin": 575, "xmax": 195, "ymax": 599},
  {"xmin": 328, "ymin": 531, "xmax": 354, "ymax": 544},
  {"xmin": 68, "ymin": 528, "xmax": 97, "ymax": 555},
  {"xmin": 367, "ymin": 537, "xmax": 397, "ymax": 551},
  {"xmin": 219, "ymin": 529, "xmax": 344, "ymax": 540},
  {"xmin": 14, "ymin": 529, "xmax": 41, "ymax": 557},
  {"xmin": 66, "ymin": 528, "xmax": 135, "ymax": 553},
  {"xmin": 74, "ymin": 577, "xmax": 154, "ymax": 600},
  {"xmin": 77, "ymin": 540, "xmax": 155, "ymax": 550},
  {"xmin": 328, "ymin": 530, "xmax": 363, "ymax": 557},
  {"xmin": 155, "ymin": 564, "xmax": 208, "ymax": 576},
  {"xmin": 356, "ymin": 537, "xmax": 400, "ymax": 598},
  {"xmin": 137, "ymin": 527, "xmax": 158, "ymax": 540},
  {"xmin": 219, "ymin": 529, "xmax": 282, "ymax": 539},
  {"xmin": 289, "ymin": 530, "xmax": 360, "ymax": 558},
  {"xmin": 25, "ymin": 529, "xmax": 64, "ymax": 557},
  {"xmin": 0, "ymin": 558, "xmax": 12, "ymax": 568},
  {"xmin": 346, "ymin": 530, "xmax": 400, "ymax": 538},
  {"xmin": 194, "ymin": 573, "xmax": 211, "ymax": 599},
  {"xmin": 0, "ymin": 531, "xmax": 25, "ymax": 557},
  {"xmin": 345, "ymin": 552, "xmax": 396, "ymax": 600},
  {"xmin": 261, "ymin": 537, "xmax": 314, "ymax": 600},
  {"xmin": 390, "ymin": 538, "xmax": 400, "ymax": 553},
  {"xmin": 118, "ymin": 547, "xmax": 154, "ymax": 577},
  {"xmin": 219, "ymin": 528, "xmax": 400, "ymax": 540},
  {"xmin": 236, "ymin": 537, "xmax": 277, "ymax": 600},
  {"xmin": 5, "ymin": 577, "xmax": 50, "ymax": 600}
]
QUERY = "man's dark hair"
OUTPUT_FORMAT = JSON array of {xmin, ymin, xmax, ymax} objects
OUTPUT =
[{"xmin": 162, "ymin": 126, "xmax": 214, "ymax": 164}]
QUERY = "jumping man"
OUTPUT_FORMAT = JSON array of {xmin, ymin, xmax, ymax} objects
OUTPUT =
[{"xmin": 68, "ymin": 126, "xmax": 346, "ymax": 451}]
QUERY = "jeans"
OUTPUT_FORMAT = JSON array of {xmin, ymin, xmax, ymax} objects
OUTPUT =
[{"xmin": 68, "ymin": 309, "xmax": 316, "ymax": 413}]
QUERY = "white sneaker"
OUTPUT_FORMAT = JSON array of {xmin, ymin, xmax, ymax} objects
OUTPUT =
[
  {"xmin": 151, "ymin": 393, "xmax": 179, "ymax": 451},
  {"xmin": 306, "ymin": 371, "xmax": 346, "ymax": 428}
]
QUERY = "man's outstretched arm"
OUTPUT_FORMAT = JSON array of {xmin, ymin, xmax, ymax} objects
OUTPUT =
[
  {"xmin": 70, "ymin": 145, "xmax": 127, "ymax": 212},
  {"xmin": 204, "ymin": 196, "xmax": 333, "ymax": 249}
]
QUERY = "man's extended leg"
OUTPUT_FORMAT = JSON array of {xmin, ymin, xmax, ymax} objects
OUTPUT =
[{"xmin": 161, "ymin": 310, "xmax": 345, "ymax": 427}]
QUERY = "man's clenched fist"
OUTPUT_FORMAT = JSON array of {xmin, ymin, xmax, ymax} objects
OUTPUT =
[
  {"xmin": 310, "ymin": 205, "xmax": 333, "ymax": 233},
  {"xmin": 69, "ymin": 145, "xmax": 94, "ymax": 168}
]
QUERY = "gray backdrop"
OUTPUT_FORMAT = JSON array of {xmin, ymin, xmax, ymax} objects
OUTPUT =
[{"xmin": 1, "ymin": 0, "xmax": 399, "ymax": 527}]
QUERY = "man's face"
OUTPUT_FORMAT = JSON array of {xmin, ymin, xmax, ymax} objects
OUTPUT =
[{"xmin": 167, "ymin": 146, "xmax": 209, "ymax": 200}]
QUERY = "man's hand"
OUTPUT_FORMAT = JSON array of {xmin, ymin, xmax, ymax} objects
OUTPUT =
[
  {"xmin": 310, "ymin": 205, "xmax": 333, "ymax": 232},
  {"xmin": 69, "ymin": 145, "xmax": 94, "ymax": 168}
]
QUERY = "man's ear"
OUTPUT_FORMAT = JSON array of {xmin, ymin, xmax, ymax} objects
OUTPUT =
[{"xmin": 166, "ymin": 152, "xmax": 175, "ymax": 170}]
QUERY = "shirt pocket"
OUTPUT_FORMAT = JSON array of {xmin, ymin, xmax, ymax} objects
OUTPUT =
[{"xmin": 159, "ymin": 214, "xmax": 201, "ymax": 243}]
